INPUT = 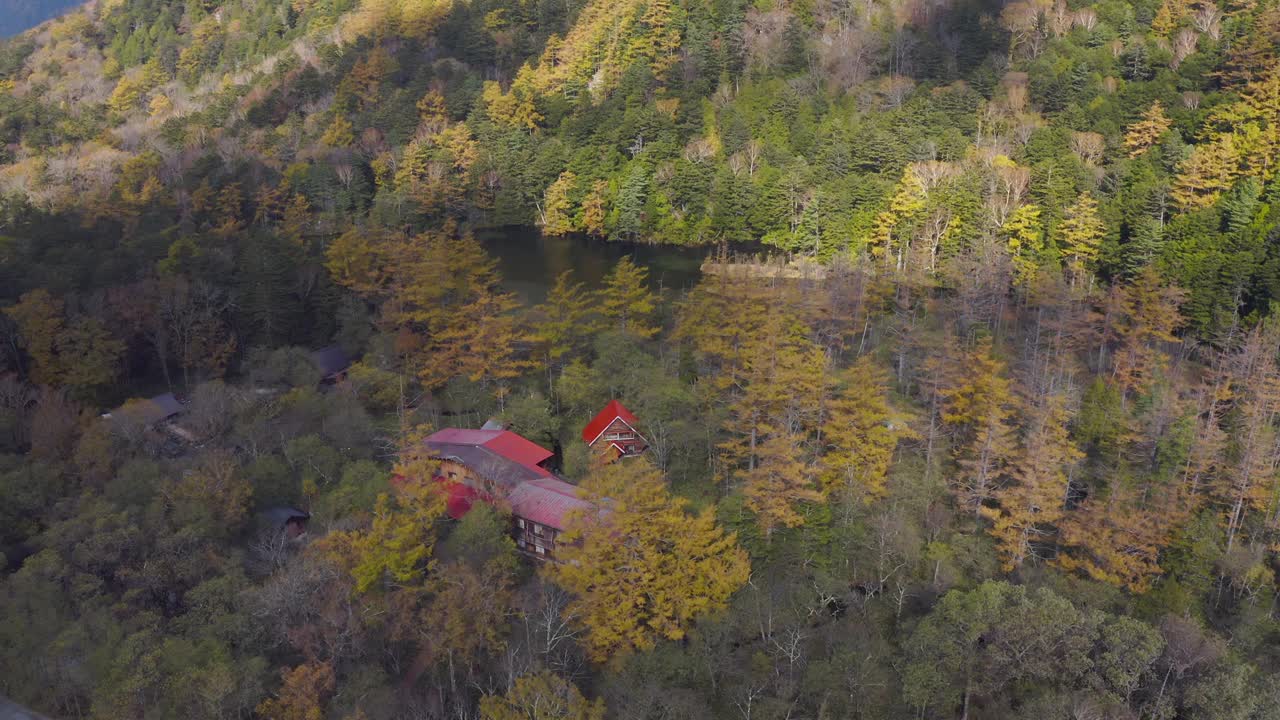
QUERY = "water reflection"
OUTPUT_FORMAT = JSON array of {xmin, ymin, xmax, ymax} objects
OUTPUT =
[{"xmin": 473, "ymin": 227, "xmax": 711, "ymax": 304}]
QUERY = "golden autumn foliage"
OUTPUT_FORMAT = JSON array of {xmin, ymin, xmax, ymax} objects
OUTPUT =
[
  {"xmin": 532, "ymin": 271, "xmax": 598, "ymax": 365},
  {"xmin": 325, "ymin": 229, "xmax": 532, "ymax": 395},
  {"xmin": 480, "ymin": 672, "xmax": 605, "ymax": 720},
  {"xmin": 742, "ymin": 431, "xmax": 823, "ymax": 536},
  {"xmin": 517, "ymin": 0, "xmax": 661, "ymax": 99},
  {"xmin": 1172, "ymin": 68, "xmax": 1280, "ymax": 209},
  {"xmin": 321, "ymin": 115, "xmax": 355, "ymax": 148},
  {"xmin": 597, "ymin": 256, "xmax": 658, "ymax": 338},
  {"xmin": 549, "ymin": 458, "xmax": 750, "ymax": 661},
  {"xmin": 674, "ymin": 274, "xmax": 773, "ymax": 391},
  {"xmin": 1002, "ymin": 203, "xmax": 1046, "ymax": 287},
  {"xmin": 162, "ymin": 450, "xmax": 253, "ymax": 536},
  {"xmin": 349, "ymin": 0, "xmax": 454, "ymax": 40},
  {"xmin": 1124, "ymin": 101, "xmax": 1173, "ymax": 157},
  {"xmin": 870, "ymin": 165, "xmax": 927, "ymax": 268},
  {"xmin": 541, "ymin": 171, "xmax": 579, "ymax": 235},
  {"xmin": 1056, "ymin": 483, "xmax": 1188, "ymax": 592},
  {"xmin": 482, "ymin": 68, "xmax": 543, "ymax": 131},
  {"xmin": 1105, "ymin": 267, "xmax": 1186, "ymax": 400},
  {"xmin": 939, "ymin": 338, "xmax": 1017, "ymax": 514},
  {"xmin": 396, "ymin": 123, "xmax": 479, "ymax": 214},
  {"xmin": 822, "ymin": 356, "xmax": 917, "ymax": 501},
  {"xmin": 316, "ymin": 480, "xmax": 447, "ymax": 594},
  {"xmin": 256, "ymin": 662, "xmax": 335, "ymax": 720},
  {"xmin": 1171, "ymin": 135, "xmax": 1242, "ymax": 210},
  {"xmin": 984, "ymin": 395, "xmax": 1082, "ymax": 571},
  {"xmin": 4, "ymin": 289, "xmax": 123, "ymax": 392},
  {"xmin": 719, "ymin": 310, "xmax": 825, "ymax": 474},
  {"xmin": 581, "ymin": 181, "xmax": 609, "ymax": 237},
  {"xmin": 1055, "ymin": 192, "xmax": 1105, "ymax": 286}
]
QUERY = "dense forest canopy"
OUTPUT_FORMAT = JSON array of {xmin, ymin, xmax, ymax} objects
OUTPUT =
[{"xmin": 2, "ymin": 0, "xmax": 1280, "ymax": 718}]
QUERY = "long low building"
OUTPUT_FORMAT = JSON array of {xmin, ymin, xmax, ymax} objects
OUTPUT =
[{"xmin": 421, "ymin": 428, "xmax": 593, "ymax": 559}]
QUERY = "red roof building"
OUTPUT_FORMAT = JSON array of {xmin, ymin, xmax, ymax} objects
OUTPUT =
[
  {"xmin": 582, "ymin": 399, "xmax": 648, "ymax": 459},
  {"xmin": 420, "ymin": 427, "xmax": 592, "ymax": 559}
]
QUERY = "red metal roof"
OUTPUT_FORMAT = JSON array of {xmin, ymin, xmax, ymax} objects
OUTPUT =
[
  {"xmin": 483, "ymin": 430, "xmax": 555, "ymax": 469},
  {"xmin": 507, "ymin": 478, "xmax": 594, "ymax": 530},
  {"xmin": 424, "ymin": 428, "xmax": 554, "ymax": 474},
  {"xmin": 581, "ymin": 399, "xmax": 641, "ymax": 444}
]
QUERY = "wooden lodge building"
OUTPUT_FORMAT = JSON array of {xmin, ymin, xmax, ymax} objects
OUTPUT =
[
  {"xmin": 417, "ymin": 401, "xmax": 645, "ymax": 559},
  {"xmin": 582, "ymin": 399, "xmax": 648, "ymax": 459},
  {"xmin": 421, "ymin": 428, "xmax": 593, "ymax": 559}
]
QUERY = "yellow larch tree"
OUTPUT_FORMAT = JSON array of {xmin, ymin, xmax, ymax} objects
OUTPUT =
[
  {"xmin": 256, "ymin": 662, "xmax": 335, "ymax": 720},
  {"xmin": 869, "ymin": 165, "xmax": 927, "ymax": 270},
  {"xmin": 581, "ymin": 181, "xmax": 609, "ymax": 237},
  {"xmin": 742, "ymin": 431, "xmax": 824, "ymax": 537},
  {"xmin": 630, "ymin": 0, "xmax": 683, "ymax": 76},
  {"xmin": 315, "ymin": 479, "xmax": 447, "ymax": 594},
  {"xmin": 541, "ymin": 171, "xmax": 579, "ymax": 235},
  {"xmin": 424, "ymin": 288, "xmax": 533, "ymax": 404},
  {"xmin": 597, "ymin": 256, "xmax": 657, "ymax": 338},
  {"xmin": 821, "ymin": 356, "xmax": 917, "ymax": 501},
  {"xmin": 1056, "ymin": 483, "xmax": 1186, "ymax": 592},
  {"xmin": 321, "ymin": 114, "xmax": 355, "ymax": 148},
  {"xmin": 1171, "ymin": 135, "xmax": 1242, "ymax": 210},
  {"xmin": 1055, "ymin": 192, "xmax": 1105, "ymax": 287},
  {"xmin": 532, "ymin": 270, "xmax": 598, "ymax": 370},
  {"xmin": 550, "ymin": 458, "xmax": 750, "ymax": 661},
  {"xmin": 1124, "ymin": 101, "xmax": 1173, "ymax": 157},
  {"xmin": 939, "ymin": 338, "xmax": 1018, "ymax": 515},
  {"xmin": 1002, "ymin": 203, "xmax": 1046, "ymax": 287},
  {"xmin": 1107, "ymin": 267, "xmax": 1186, "ymax": 401},
  {"xmin": 985, "ymin": 395, "xmax": 1082, "ymax": 571},
  {"xmin": 719, "ymin": 310, "xmax": 825, "ymax": 474}
]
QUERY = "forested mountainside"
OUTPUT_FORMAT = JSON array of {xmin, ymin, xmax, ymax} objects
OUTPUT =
[{"xmin": 4, "ymin": 0, "xmax": 1280, "ymax": 718}]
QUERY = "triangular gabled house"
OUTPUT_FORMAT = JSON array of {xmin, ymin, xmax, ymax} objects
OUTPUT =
[{"xmin": 581, "ymin": 399, "xmax": 648, "ymax": 459}]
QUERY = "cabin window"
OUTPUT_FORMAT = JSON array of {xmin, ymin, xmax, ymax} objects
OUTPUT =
[
  {"xmin": 605, "ymin": 432, "xmax": 634, "ymax": 441},
  {"xmin": 516, "ymin": 518, "xmax": 525, "ymax": 528},
  {"xmin": 535, "ymin": 545, "xmax": 546, "ymax": 555},
  {"xmin": 533, "ymin": 524, "xmax": 544, "ymax": 536},
  {"xmin": 447, "ymin": 471, "xmax": 457, "ymax": 479}
]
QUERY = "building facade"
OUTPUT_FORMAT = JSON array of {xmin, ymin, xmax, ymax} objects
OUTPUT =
[
  {"xmin": 421, "ymin": 428, "xmax": 592, "ymax": 559},
  {"xmin": 581, "ymin": 399, "xmax": 648, "ymax": 458}
]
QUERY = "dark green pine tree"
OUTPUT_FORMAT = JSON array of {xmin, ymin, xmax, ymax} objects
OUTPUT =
[{"xmin": 235, "ymin": 233, "xmax": 303, "ymax": 347}]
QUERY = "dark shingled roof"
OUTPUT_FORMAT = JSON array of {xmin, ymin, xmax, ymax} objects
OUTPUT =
[
  {"xmin": 261, "ymin": 506, "xmax": 311, "ymax": 527},
  {"xmin": 309, "ymin": 345, "xmax": 352, "ymax": 377},
  {"xmin": 109, "ymin": 392, "xmax": 183, "ymax": 426}
]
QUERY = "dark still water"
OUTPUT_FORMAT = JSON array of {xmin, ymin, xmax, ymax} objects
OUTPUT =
[{"xmin": 474, "ymin": 227, "xmax": 712, "ymax": 305}]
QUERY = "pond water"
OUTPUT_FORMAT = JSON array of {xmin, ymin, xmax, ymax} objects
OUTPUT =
[{"xmin": 474, "ymin": 227, "xmax": 714, "ymax": 305}]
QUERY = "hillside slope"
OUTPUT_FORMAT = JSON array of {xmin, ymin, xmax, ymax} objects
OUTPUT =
[
  {"xmin": 5, "ymin": 1, "xmax": 1280, "ymax": 719},
  {"xmin": 0, "ymin": 0, "xmax": 1277, "ymax": 335}
]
